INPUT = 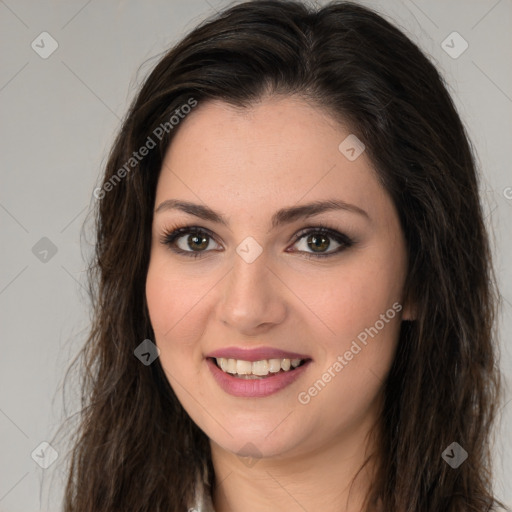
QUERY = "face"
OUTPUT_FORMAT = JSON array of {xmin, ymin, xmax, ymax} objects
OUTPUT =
[{"xmin": 145, "ymin": 95, "xmax": 411, "ymax": 461}]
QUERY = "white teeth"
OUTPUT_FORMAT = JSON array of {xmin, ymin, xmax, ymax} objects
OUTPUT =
[
  {"xmin": 218, "ymin": 358, "xmax": 229, "ymax": 372},
  {"xmin": 252, "ymin": 360, "xmax": 269, "ymax": 376},
  {"xmin": 227, "ymin": 358, "xmax": 237, "ymax": 374},
  {"xmin": 215, "ymin": 357, "xmax": 304, "ymax": 377},
  {"xmin": 236, "ymin": 360, "xmax": 253, "ymax": 375},
  {"xmin": 268, "ymin": 359, "xmax": 281, "ymax": 373}
]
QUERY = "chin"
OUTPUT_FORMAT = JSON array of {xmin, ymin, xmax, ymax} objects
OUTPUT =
[{"xmin": 206, "ymin": 416, "xmax": 310, "ymax": 461}]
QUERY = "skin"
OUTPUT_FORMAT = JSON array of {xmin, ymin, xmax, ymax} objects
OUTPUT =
[{"xmin": 145, "ymin": 95, "xmax": 413, "ymax": 512}]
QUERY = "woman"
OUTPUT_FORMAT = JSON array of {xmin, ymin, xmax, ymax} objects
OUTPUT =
[{"xmin": 60, "ymin": 1, "xmax": 507, "ymax": 510}]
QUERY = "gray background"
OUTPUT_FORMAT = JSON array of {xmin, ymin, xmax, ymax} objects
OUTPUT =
[{"xmin": 0, "ymin": 0, "xmax": 511, "ymax": 510}]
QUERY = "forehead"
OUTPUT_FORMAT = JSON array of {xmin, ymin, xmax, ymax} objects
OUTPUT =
[
  {"xmin": 155, "ymin": 96, "xmax": 390, "ymax": 227},
  {"xmin": 164, "ymin": 95, "xmax": 350, "ymax": 165}
]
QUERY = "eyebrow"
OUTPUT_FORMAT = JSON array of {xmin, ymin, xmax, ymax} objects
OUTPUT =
[{"xmin": 154, "ymin": 198, "xmax": 369, "ymax": 230}]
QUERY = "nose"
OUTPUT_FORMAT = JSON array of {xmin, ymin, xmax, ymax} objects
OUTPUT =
[{"xmin": 216, "ymin": 248, "xmax": 287, "ymax": 335}]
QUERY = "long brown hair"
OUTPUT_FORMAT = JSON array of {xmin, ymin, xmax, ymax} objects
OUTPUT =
[{"xmin": 55, "ymin": 1, "xmax": 506, "ymax": 510}]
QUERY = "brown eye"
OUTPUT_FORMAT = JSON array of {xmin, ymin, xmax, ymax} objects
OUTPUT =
[
  {"xmin": 289, "ymin": 227, "xmax": 353, "ymax": 259},
  {"xmin": 183, "ymin": 232, "xmax": 210, "ymax": 252},
  {"xmin": 161, "ymin": 225, "xmax": 354, "ymax": 260},
  {"xmin": 305, "ymin": 233, "xmax": 331, "ymax": 253},
  {"xmin": 161, "ymin": 226, "xmax": 221, "ymax": 258}
]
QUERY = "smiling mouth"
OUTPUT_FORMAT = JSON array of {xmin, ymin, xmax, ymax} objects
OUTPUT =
[{"xmin": 209, "ymin": 357, "xmax": 308, "ymax": 379}]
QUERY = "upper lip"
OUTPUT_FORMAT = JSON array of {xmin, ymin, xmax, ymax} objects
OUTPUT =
[{"xmin": 206, "ymin": 346, "xmax": 312, "ymax": 362}]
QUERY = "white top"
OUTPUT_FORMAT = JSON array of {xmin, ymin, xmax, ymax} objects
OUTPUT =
[{"xmin": 188, "ymin": 462, "xmax": 215, "ymax": 512}]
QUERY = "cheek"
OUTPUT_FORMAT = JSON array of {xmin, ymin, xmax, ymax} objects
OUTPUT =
[
  {"xmin": 145, "ymin": 270, "xmax": 203, "ymax": 413},
  {"xmin": 145, "ymin": 258, "xmax": 209, "ymax": 375},
  {"xmin": 293, "ymin": 246, "xmax": 405, "ymax": 402},
  {"xmin": 145, "ymin": 268, "xmax": 176, "ymax": 338},
  {"xmin": 146, "ymin": 257, "xmax": 203, "ymax": 340},
  {"xmin": 313, "ymin": 261, "xmax": 403, "ymax": 397},
  {"xmin": 297, "ymin": 290, "xmax": 401, "ymax": 435},
  {"xmin": 294, "ymin": 256, "xmax": 403, "ymax": 346}
]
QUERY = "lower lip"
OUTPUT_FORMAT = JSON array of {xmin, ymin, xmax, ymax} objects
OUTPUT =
[{"xmin": 206, "ymin": 358, "xmax": 311, "ymax": 398}]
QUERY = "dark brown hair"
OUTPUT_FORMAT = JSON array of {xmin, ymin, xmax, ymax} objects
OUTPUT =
[{"xmin": 55, "ymin": 1, "xmax": 506, "ymax": 510}]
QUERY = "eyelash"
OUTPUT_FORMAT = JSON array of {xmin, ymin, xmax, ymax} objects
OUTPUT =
[{"xmin": 159, "ymin": 223, "xmax": 355, "ymax": 260}]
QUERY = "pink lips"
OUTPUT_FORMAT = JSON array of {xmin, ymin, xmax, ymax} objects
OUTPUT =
[{"xmin": 205, "ymin": 346, "xmax": 312, "ymax": 398}]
